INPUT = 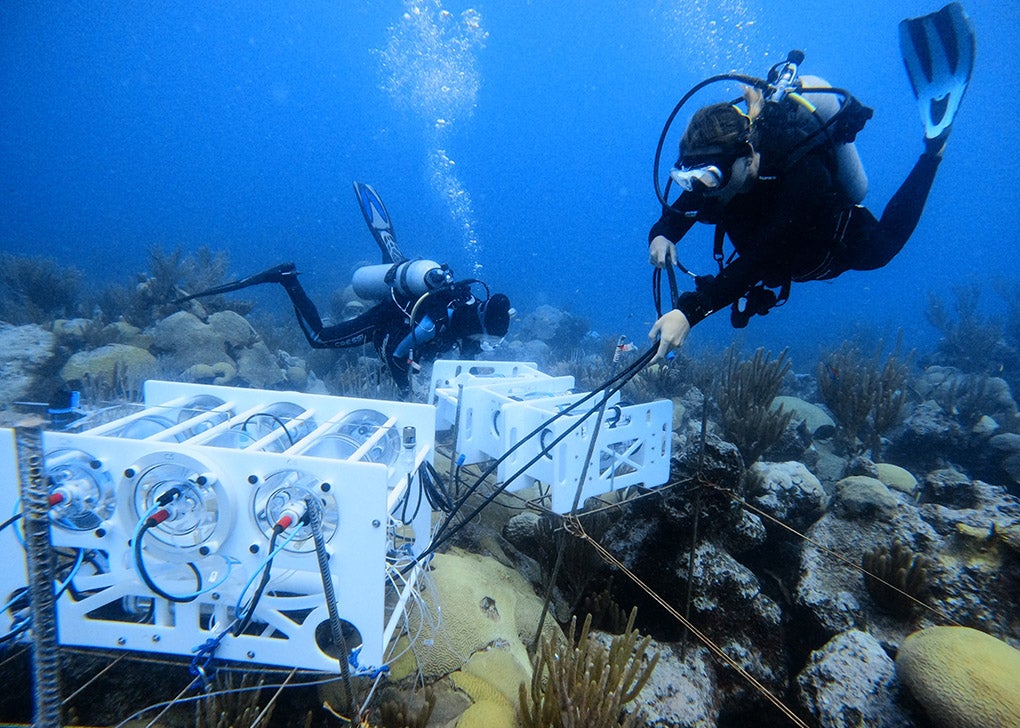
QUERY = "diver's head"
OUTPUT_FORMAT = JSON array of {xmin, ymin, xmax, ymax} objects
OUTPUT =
[
  {"xmin": 478, "ymin": 293, "xmax": 511, "ymax": 337},
  {"xmin": 673, "ymin": 101, "xmax": 759, "ymax": 196}
]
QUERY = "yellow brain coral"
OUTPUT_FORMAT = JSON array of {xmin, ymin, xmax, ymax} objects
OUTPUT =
[
  {"xmin": 896, "ymin": 626, "xmax": 1020, "ymax": 728},
  {"xmin": 388, "ymin": 548, "xmax": 560, "ymax": 683}
]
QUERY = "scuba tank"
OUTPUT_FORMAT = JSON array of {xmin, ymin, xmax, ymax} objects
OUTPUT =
[
  {"xmin": 351, "ymin": 259, "xmax": 453, "ymax": 300},
  {"xmin": 757, "ymin": 73, "xmax": 869, "ymax": 205}
]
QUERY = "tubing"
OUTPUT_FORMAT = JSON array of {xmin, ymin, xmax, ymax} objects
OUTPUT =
[
  {"xmin": 307, "ymin": 496, "xmax": 356, "ymax": 718},
  {"xmin": 14, "ymin": 424, "xmax": 61, "ymax": 728}
]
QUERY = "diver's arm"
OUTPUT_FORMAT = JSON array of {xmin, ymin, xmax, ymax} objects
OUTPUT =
[{"xmin": 648, "ymin": 198, "xmax": 698, "ymax": 268}]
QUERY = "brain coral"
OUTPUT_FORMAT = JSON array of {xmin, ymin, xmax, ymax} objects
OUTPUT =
[
  {"xmin": 388, "ymin": 548, "xmax": 560, "ymax": 682},
  {"xmin": 896, "ymin": 626, "xmax": 1020, "ymax": 728}
]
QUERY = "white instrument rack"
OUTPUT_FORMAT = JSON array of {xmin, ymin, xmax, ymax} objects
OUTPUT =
[
  {"xmin": 1, "ymin": 358, "xmax": 673, "ymax": 674},
  {"xmin": 429, "ymin": 360, "xmax": 673, "ymax": 511},
  {"xmin": 2, "ymin": 381, "xmax": 434, "ymax": 673}
]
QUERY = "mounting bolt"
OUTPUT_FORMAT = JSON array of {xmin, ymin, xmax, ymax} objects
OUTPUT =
[
  {"xmin": 320, "ymin": 482, "xmax": 331, "ymax": 492},
  {"xmin": 124, "ymin": 468, "xmax": 136, "ymax": 478},
  {"xmin": 249, "ymin": 543, "xmax": 260, "ymax": 554},
  {"xmin": 152, "ymin": 634, "xmax": 161, "ymax": 643},
  {"xmin": 372, "ymin": 519, "xmax": 381, "ymax": 528},
  {"xmin": 247, "ymin": 650, "xmax": 256, "ymax": 659},
  {"xmin": 89, "ymin": 459, "xmax": 102, "ymax": 469},
  {"xmin": 117, "ymin": 637, "xmax": 126, "ymax": 646},
  {"xmin": 199, "ymin": 546, "xmax": 210, "ymax": 556},
  {"xmin": 196, "ymin": 475, "xmax": 208, "ymax": 486},
  {"xmin": 248, "ymin": 474, "xmax": 259, "ymax": 484},
  {"xmin": 94, "ymin": 528, "xmax": 106, "ymax": 538}
]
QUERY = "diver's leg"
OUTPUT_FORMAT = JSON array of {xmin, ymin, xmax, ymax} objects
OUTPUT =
[
  {"xmin": 274, "ymin": 270, "xmax": 327, "ymax": 334},
  {"xmin": 830, "ymin": 152, "xmax": 942, "ymax": 273}
]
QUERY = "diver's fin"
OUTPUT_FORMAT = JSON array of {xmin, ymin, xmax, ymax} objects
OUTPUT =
[
  {"xmin": 353, "ymin": 181, "xmax": 405, "ymax": 264},
  {"xmin": 175, "ymin": 262, "xmax": 297, "ymax": 304},
  {"xmin": 899, "ymin": 2, "xmax": 975, "ymax": 145}
]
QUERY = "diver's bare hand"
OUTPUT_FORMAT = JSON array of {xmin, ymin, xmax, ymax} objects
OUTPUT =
[
  {"xmin": 648, "ymin": 235, "xmax": 678, "ymax": 269},
  {"xmin": 648, "ymin": 309, "xmax": 691, "ymax": 362}
]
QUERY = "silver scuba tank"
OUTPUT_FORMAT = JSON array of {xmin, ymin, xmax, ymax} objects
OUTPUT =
[
  {"xmin": 797, "ymin": 75, "xmax": 868, "ymax": 205},
  {"xmin": 351, "ymin": 259, "xmax": 452, "ymax": 300}
]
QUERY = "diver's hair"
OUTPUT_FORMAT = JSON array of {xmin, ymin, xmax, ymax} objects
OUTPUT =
[{"xmin": 680, "ymin": 87, "xmax": 764, "ymax": 160}]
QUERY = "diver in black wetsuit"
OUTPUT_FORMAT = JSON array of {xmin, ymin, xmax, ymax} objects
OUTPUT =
[
  {"xmin": 177, "ymin": 182, "xmax": 512, "ymax": 396},
  {"xmin": 264, "ymin": 262, "xmax": 511, "ymax": 393},
  {"xmin": 179, "ymin": 261, "xmax": 511, "ymax": 395},
  {"xmin": 647, "ymin": 5, "xmax": 975, "ymax": 359}
]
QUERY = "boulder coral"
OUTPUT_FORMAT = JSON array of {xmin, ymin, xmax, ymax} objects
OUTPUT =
[{"xmin": 895, "ymin": 626, "xmax": 1020, "ymax": 728}]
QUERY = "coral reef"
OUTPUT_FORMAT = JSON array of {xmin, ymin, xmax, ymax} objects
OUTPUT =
[
  {"xmin": 386, "ymin": 549, "xmax": 559, "ymax": 683},
  {"xmin": 896, "ymin": 626, "xmax": 1020, "ymax": 728},
  {"xmin": 378, "ymin": 686, "xmax": 436, "ymax": 728},
  {"xmin": 925, "ymin": 282, "xmax": 1011, "ymax": 376},
  {"xmin": 0, "ymin": 253, "xmax": 83, "ymax": 325},
  {"xmin": 818, "ymin": 339, "xmax": 909, "ymax": 456},
  {"xmin": 519, "ymin": 608, "xmax": 658, "ymax": 728},
  {"xmin": 861, "ymin": 540, "xmax": 932, "ymax": 617},
  {"xmin": 716, "ymin": 347, "xmax": 793, "ymax": 465}
]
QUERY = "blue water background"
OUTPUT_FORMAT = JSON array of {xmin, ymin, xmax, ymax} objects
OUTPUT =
[{"xmin": 2, "ymin": 0, "xmax": 1017, "ymax": 371}]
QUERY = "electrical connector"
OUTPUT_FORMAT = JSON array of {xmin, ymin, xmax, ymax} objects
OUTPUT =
[{"xmin": 274, "ymin": 498, "xmax": 308, "ymax": 531}]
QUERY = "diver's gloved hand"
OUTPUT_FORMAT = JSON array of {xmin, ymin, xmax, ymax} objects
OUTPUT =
[
  {"xmin": 648, "ymin": 235, "xmax": 678, "ymax": 269},
  {"xmin": 648, "ymin": 309, "xmax": 691, "ymax": 362}
]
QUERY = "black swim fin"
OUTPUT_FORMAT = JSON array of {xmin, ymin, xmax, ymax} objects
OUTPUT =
[
  {"xmin": 175, "ymin": 262, "xmax": 297, "ymax": 304},
  {"xmin": 899, "ymin": 2, "xmax": 976, "ymax": 147},
  {"xmin": 353, "ymin": 181, "xmax": 406, "ymax": 264}
]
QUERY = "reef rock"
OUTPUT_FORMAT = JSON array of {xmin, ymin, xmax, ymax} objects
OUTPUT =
[
  {"xmin": 629, "ymin": 642, "xmax": 720, "ymax": 728},
  {"xmin": 795, "ymin": 488, "xmax": 936, "ymax": 643},
  {"xmin": 797, "ymin": 471, "xmax": 1020, "ymax": 648},
  {"xmin": 0, "ymin": 323, "xmax": 55, "ymax": 404},
  {"xmin": 746, "ymin": 460, "xmax": 828, "ymax": 532},
  {"xmin": 990, "ymin": 432, "xmax": 1020, "ymax": 486},
  {"xmin": 150, "ymin": 311, "xmax": 236, "ymax": 370},
  {"xmin": 890, "ymin": 400, "xmax": 968, "ymax": 471},
  {"xmin": 831, "ymin": 476, "xmax": 900, "ymax": 520},
  {"xmin": 797, "ymin": 629, "xmax": 917, "ymax": 728}
]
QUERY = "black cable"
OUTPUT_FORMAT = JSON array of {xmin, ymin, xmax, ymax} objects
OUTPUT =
[
  {"xmin": 233, "ymin": 526, "xmax": 282, "ymax": 636},
  {"xmin": 0, "ymin": 512, "xmax": 23, "ymax": 533},
  {"xmin": 408, "ymin": 344, "xmax": 657, "ymax": 571},
  {"xmin": 398, "ymin": 471, "xmax": 424, "ymax": 524},
  {"xmin": 243, "ymin": 414, "xmax": 295, "ymax": 446},
  {"xmin": 133, "ymin": 521, "xmax": 202, "ymax": 603},
  {"xmin": 421, "ymin": 461, "xmax": 455, "ymax": 513}
]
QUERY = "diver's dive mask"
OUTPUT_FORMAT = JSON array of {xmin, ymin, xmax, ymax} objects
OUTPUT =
[{"xmin": 669, "ymin": 162, "xmax": 727, "ymax": 193}]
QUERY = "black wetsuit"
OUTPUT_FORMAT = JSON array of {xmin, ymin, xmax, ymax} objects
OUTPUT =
[
  {"xmin": 278, "ymin": 274, "xmax": 484, "ymax": 392},
  {"xmin": 649, "ymin": 145, "xmax": 943, "ymax": 327}
]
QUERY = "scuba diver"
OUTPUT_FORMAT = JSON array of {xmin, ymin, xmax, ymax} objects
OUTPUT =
[
  {"xmin": 177, "ymin": 182, "xmax": 511, "ymax": 395},
  {"xmin": 647, "ymin": 2, "xmax": 976, "ymax": 360}
]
